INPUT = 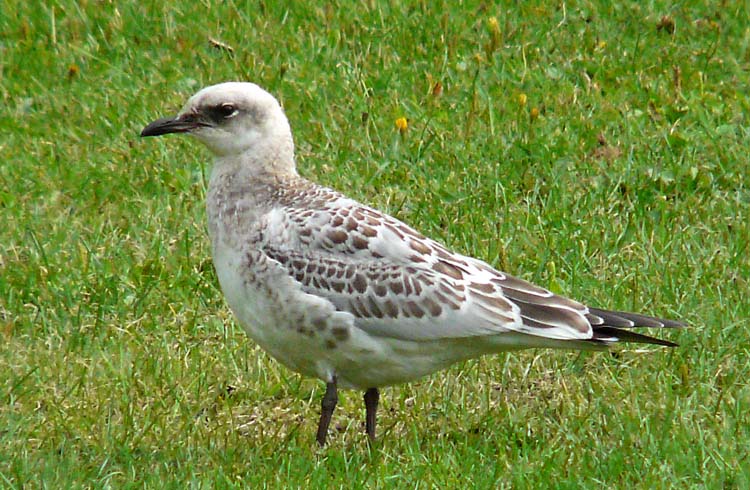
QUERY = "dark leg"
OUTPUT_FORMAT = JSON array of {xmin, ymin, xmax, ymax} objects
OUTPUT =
[
  {"xmin": 316, "ymin": 378, "xmax": 338, "ymax": 446},
  {"xmin": 363, "ymin": 387, "xmax": 380, "ymax": 441}
]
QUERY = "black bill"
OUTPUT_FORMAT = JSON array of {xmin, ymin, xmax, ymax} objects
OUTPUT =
[{"xmin": 140, "ymin": 114, "xmax": 207, "ymax": 137}]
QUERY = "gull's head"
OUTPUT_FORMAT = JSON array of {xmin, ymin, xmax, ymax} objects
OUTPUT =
[{"xmin": 141, "ymin": 82, "xmax": 293, "ymax": 161}]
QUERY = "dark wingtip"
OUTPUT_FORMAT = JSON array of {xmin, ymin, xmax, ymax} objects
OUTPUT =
[
  {"xmin": 593, "ymin": 326, "xmax": 679, "ymax": 347},
  {"xmin": 587, "ymin": 307, "xmax": 687, "ymax": 329},
  {"xmin": 585, "ymin": 306, "xmax": 685, "ymax": 347}
]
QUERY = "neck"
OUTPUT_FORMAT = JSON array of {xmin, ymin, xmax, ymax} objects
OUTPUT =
[
  {"xmin": 206, "ymin": 136, "xmax": 302, "ymax": 248},
  {"xmin": 213, "ymin": 131, "xmax": 297, "ymax": 181}
]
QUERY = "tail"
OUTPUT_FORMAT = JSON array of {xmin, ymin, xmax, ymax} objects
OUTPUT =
[
  {"xmin": 586, "ymin": 308, "xmax": 686, "ymax": 347},
  {"xmin": 495, "ymin": 273, "xmax": 685, "ymax": 349}
]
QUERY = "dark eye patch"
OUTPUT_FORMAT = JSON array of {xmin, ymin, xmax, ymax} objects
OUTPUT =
[{"xmin": 205, "ymin": 103, "xmax": 239, "ymax": 122}]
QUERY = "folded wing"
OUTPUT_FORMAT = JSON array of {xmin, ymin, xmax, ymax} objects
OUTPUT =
[{"xmin": 265, "ymin": 183, "xmax": 683, "ymax": 347}]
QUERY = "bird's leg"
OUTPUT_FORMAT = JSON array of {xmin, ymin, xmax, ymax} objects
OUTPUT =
[
  {"xmin": 363, "ymin": 387, "xmax": 380, "ymax": 441},
  {"xmin": 316, "ymin": 377, "xmax": 338, "ymax": 446}
]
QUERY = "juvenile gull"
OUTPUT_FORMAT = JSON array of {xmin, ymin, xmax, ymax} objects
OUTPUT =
[{"xmin": 141, "ymin": 82, "xmax": 684, "ymax": 445}]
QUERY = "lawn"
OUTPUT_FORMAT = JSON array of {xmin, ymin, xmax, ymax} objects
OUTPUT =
[{"xmin": 1, "ymin": 1, "xmax": 748, "ymax": 488}]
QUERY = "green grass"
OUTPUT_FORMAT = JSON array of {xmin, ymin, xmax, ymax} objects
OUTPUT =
[{"xmin": 2, "ymin": 0, "xmax": 749, "ymax": 487}]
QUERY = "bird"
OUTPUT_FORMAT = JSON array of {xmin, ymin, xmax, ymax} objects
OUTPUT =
[{"xmin": 141, "ymin": 82, "xmax": 684, "ymax": 446}]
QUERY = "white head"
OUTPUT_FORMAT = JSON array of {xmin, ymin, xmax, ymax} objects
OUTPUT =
[{"xmin": 142, "ymin": 82, "xmax": 296, "ymax": 174}]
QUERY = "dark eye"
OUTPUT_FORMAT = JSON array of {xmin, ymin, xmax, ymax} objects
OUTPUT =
[{"xmin": 217, "ymin": 103, "xmax": 237, "ymax": 118}]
